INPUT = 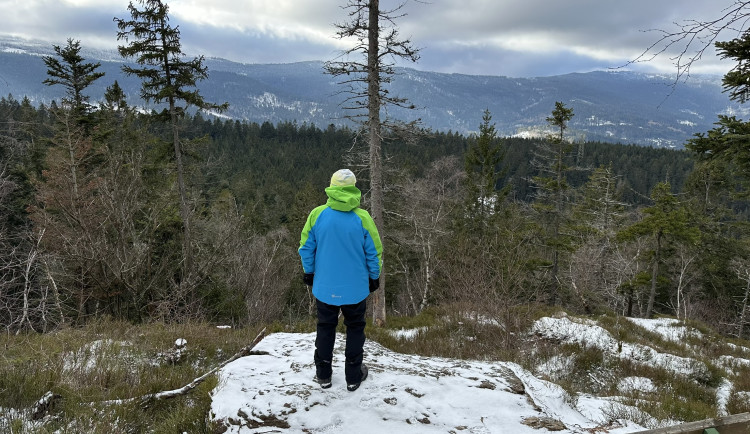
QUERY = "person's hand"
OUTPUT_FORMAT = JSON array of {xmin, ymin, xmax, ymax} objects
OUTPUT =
[
  {"xmin": 368, "ymin": 277, "xmax": 380, "ymax": 293},
  {"xmin": 303, "ymin": 273, "xmax": 314, "ymax": 286}
]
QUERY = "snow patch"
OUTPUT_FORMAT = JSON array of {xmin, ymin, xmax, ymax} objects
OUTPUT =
[
  {"xmin": 202, "ymin": 109, "xmax": 232, "ymax": 120},
  {"xmin": 717, "ymin": 378, "xmax": 733, "ymax": 416},
  {"xmin": 625, "ymin": 317, "xmax": 703, "ymax": 343},
  {"xmin": 387, "ymin": 327, "xmax": 427, "ymax": 341},
  {"xmin": 617, "ymin": 377, "xmax": 656, "ymax": 394},
  {"xmin": 62, "ymin": 339, "xmax": 131, "ymax": 374},
  {"xmin": 531, "ymin": 317, "xmax": 708, "ymax": 379},
  {"xmin": 536, "ymin": 354, "xmax": 575, "ymax": 381}
]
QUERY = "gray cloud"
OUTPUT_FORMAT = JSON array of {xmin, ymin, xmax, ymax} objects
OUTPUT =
[
  {"xmin": 0, "ymin": 0, "xmax": 739, "ymax": 77},
  {"xmin": 179, "ymin": 23, "xmax": 340, "ymax": 65}
]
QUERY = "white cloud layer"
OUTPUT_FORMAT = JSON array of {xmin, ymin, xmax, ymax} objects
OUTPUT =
[{"xmin": 0, "ymin": 0, "xmax": 740, "ymax": 77}]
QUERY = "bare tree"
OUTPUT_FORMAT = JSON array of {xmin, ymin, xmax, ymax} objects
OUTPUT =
[
  {"xmin": 0, "ymin": 158, "xmax": 24, "ymax": 330},
  {"xmin": 629, "ymin": 1, "xmax": 750, "ymax": 83},
  {"xmin": 669, "ymin": 246, "xmax": 699, "ymax": 320},
  {"xmin": 200, "ymin": 195, "xmax": 295, "ymax": 325},
  {"xmin": 608, "ymin": 237, "xmax": 648, "ymax": 317},
  {"xmin": 29, "ymin": 106, "xmax": 103, "ymax": 323},
  {"xmin": 389, "ymin": 156, "xmax": 464, "ymax": 315},
  {"xmin": 324, "ymin": 0, "xmax": 420, "ymax": 326},
  {"xmin": 0, "ymin": 163, "xmax": 64, "ymax": 332}
]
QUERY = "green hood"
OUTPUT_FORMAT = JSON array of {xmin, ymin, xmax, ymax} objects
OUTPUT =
[{"xmin": 325, "ymin": 185, "xmax": 361, "ymax": 211}]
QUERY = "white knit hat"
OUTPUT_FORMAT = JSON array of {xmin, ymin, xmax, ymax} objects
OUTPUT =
[{"xmin": 330, "ymin": 169, "xmax": 357, "ymax": 187}]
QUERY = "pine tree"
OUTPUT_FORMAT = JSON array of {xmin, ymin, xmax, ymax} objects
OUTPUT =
[
  {"xmin": 568, "ymin": 164, "xmax": 628, "ymax": 313},
  {"xmin": 103, "ymin": 80, "xmax": 128, "ymax": 113},
  {"xmin": 531, "ymin": 101, "xmax": 575, "ymax": 304},
  {"xmin": 572, "ymin": 164, "xmax": 626, "ymax": 240}
]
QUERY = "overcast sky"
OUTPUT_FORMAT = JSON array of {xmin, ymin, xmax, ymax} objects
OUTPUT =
[{"xmin": 0, "ymin": 0, "xmax": 742, "ymax": 77}]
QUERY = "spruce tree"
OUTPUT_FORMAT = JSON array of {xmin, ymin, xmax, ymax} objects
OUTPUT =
[
  {"xmin": 42, "ymin": 39, "xmax": 105, "ymax": 124},
  {"xmin": 617, "ymin": 182, "xmax": 700, "ymax": 318},
  {"xmin": 463, "ymin": 109, "xmax": 508, "ymax": 228},
  {"xmin": 531, "ymin": 101, "xmax": 575, "ymax": 304},
  {"xmin": 115, "ymin": 0, "xmax": 227, "ymax": 295}
]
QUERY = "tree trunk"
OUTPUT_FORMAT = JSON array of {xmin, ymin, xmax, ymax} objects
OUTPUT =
[
  {"xmin": 626, "ymin": 287, "xmax": 634, "ymax": 317},
  {"xmin": 18, "ymin": 247, "xmax": 38, "ymax": 333},
  {"xmin": 646, "ymin": 230, "xmax": 662, "ymax": 318},
  {"xmin": 171, "ymin": 100, "xmax": 192, "ymax": 280},
  {"xmin": 551, "ymin": 141, "xmax": 563, "ymax": 305},
  {"xmin": 64, "ymin": 117, "xmax": 79, "ymax": 197},
  {"xmin": 740, "ymin": 274, "xmax": 750, "ymax": 340},
  {"xmin": 160, "ymin": 13, "xmax": 193, "ymax": 299},
  {"xmin": 419, "ymin": 240, "xmax": 432, "ymax": 313},
  {"xmin": 368, "ymin": 0, "xmax": 386, "ymax": 327}
]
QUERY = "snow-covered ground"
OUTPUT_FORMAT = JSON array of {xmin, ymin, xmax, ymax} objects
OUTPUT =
[
  {"xmin": 209, "ymin": 331, "xmax": 648, "ymax": 433},
  {"xmin": 210, "ymin": 315, "xmax": 750, "ymax": 433}
]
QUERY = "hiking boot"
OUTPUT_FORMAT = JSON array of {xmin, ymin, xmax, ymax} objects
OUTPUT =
[
  {"xmin": 313, "ymin": 375, "xmax": 332, "ymax": 389},
  {"xmin": 346, "ymin": 365, "xmax": 368, "ymax": 392}
]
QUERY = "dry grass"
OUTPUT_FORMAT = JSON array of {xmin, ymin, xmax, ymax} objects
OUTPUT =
[{"xmin": 0, "ymin": 318, "xmax": 265, "ymax": 433}]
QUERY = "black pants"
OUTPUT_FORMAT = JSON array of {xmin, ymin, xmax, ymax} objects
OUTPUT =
[{"xmin": 314, "ymin": 298, "xmax": 367, "ymax": 384}]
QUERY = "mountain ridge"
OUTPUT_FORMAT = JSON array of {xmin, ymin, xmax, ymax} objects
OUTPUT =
[{"xmin": 0, "ymin": 35, "xmax": 740, "ymax": 148}]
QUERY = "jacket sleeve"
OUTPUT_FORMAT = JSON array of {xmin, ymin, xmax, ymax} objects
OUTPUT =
[
  {"xmin": 356, "ymin": 209, "xmax": 383, "ymax": 279},
  {"xmin": 298, "ymin": 209, "xmax": 319, "ymax": 274}
]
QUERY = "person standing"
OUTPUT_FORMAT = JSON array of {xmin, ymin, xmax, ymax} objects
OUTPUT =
[{"xmin": 298, "ymin": 169, "xmax": 383, "ymax": 391}]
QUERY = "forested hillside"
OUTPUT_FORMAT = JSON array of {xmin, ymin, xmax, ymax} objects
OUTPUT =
[
  {"xmin": 2, "ymin": 90, "xmax": 747, "ymax": 337},
  {"xmin": 2, "ymin": 3, "xmax": 750, "ymax": 347}
]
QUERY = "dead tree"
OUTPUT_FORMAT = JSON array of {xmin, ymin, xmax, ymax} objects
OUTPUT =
[{"xmin": 324, "ymin": 0, "xmax": 420, "ymax": 326}]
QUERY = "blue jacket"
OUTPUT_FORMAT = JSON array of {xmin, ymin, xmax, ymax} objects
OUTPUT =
[{"xmin": 298, "ymin": 185, "xmax": 383, "ymax": 306}]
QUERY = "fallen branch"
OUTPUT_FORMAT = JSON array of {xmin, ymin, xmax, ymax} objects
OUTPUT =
[
  {"xmin": 32, "ymin": 390, "xmax": 62, "ymax": 420},
  {"xmin": 101, "ymin": 327, "xmax": 267, "ymax": 407}
]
